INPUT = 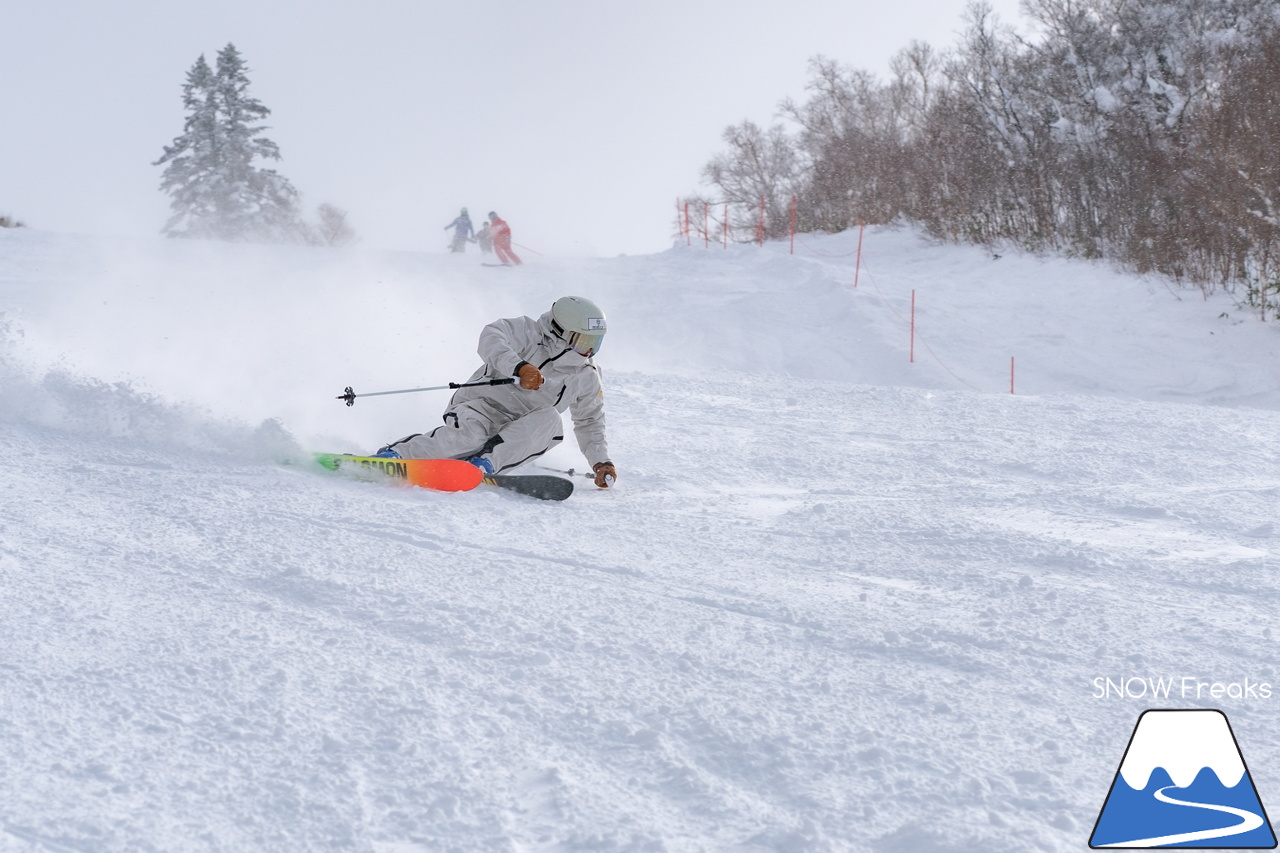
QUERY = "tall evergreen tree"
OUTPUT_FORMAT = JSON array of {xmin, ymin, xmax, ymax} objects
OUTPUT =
[{"xmin": 155, "ymin": 44, "xmax": 302, "ymax": 242}]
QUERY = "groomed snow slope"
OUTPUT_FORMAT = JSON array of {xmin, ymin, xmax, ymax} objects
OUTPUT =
[{"xmin": 1, "ymin": 226, "xmax": 1278, "ymax": 852}]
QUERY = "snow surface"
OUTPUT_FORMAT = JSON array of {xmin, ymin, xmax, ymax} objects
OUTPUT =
[{"xmin": 1, "ymin": 224, "xmax": 1279, "ymax": 852}]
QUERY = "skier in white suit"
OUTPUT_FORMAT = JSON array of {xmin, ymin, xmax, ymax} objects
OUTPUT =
[{"xmin": 374, "ymin": 296, "xmax": 617, "ymax": 489}]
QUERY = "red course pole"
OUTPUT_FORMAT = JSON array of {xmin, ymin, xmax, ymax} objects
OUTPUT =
[
  {"xmin": 853, "ymin": 222, "xmax": 864, "ymax": 288},
  {"xmin": 684, "ymin": 202, "xmax": 690, "ymax": 246},
  {"xmin": 910, "ymin": 290, "xmax": 916, "ymax": 363},
  {"xmin": 1010, "ymin": 356, "xmax": 1016, "ymax": 395},
  {"xmin": 789, "ymin": 196, "xmax": 796, "ymax": 254}
]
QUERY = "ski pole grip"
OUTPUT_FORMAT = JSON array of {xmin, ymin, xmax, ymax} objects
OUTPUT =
[{"xmin": 448, "ymin": 378, "xmax": 517, "ymax": 389}]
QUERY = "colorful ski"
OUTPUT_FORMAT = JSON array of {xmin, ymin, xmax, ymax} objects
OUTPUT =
[
  {"xmin": 312, "ymin": 453, "xmax": 572, "ymax": 501},
  {"xmin": 313, "ymin": 453, "xmax": 482, "ymax": 490}
]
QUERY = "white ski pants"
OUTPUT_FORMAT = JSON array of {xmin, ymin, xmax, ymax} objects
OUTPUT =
[{"xmin": 387, "ymin": 400, "xmax": 564, "ymax": 473}]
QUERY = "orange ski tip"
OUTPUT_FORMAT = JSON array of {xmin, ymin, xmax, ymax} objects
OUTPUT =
[{"xmin": 402, "ymin": 458, "xmax": 484, "ymax": 491}]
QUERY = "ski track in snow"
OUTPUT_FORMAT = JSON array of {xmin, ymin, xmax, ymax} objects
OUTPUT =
[{"xmin": 1, "ymin": 226, "xmax": 1279, "ymax": 852}]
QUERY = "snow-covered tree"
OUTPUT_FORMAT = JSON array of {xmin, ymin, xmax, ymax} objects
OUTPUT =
[
  {"xmin": 699, "ymin": 0, "xmax": 1280, "ymax": 305},
  {"xmin": 155, "ymin": 44, "xmax": 302, "ymax": 242},
  {"xmin": 701, "ymin": 120, "xmax": 805, "ymax": 241},
  {"xmin": 316, "ymin": 203, "xmax": 357, "ymax": 247}
]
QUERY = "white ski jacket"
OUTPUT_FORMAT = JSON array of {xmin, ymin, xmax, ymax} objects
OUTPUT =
[{"xmin": 450, "ymin": 312, "xmax": 611, "ymax": 467}]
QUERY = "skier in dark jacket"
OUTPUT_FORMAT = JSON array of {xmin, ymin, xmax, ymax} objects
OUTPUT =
[
  {"xmin": 445, "ymin": 208, "xmax": 474, "ymax": 252},
  {"xmin": 475, "ymin": 221, "xmax": 494, "ymax": 259}
]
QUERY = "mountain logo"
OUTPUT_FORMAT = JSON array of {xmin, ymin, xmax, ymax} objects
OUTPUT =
[{"xmin": 1090, "ymin": 709, "xmax": 1276, "ymax": 848}]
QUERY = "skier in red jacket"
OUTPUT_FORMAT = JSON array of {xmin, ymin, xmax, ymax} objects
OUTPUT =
[{"xmin": 487, "ymin": 211, "xmax": 522, "ymax": 266}]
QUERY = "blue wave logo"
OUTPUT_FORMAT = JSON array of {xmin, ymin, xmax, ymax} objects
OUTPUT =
[{"xmin": 1091, "ymin": 710, "xmax": 1276, "ymax": 848}]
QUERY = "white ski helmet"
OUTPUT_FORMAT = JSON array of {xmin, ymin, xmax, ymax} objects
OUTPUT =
[{"xmin": 550, "ymin": 295, "xmax": 607, "ymax": 356}]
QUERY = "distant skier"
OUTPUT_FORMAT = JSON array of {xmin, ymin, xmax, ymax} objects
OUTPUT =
[
  {"xmin": 475, "ymin": 221, "xmax": 494, "ymax": 259},
  {"xmin": 444, "ymin": 208, "xmax": 474, "ymax": 253},
  {"xmin": 372, "ymin": 296, "xmax": 617, "ymax": 488},
  {"xmin": 487, "ymin": 211, "xmax": 522, "ymax": 265}
]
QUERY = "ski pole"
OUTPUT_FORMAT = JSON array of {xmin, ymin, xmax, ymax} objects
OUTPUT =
[
  {"xmin": 536, "ymin": 465, "xmax": 593, "ymax": 480},
  {"xmin": 535, "ymin": 465, "xmax": 613, "ymax": 484},
  {"xmin": 336, "ymin": 378, "xmax": 515, "ymax": 407}
]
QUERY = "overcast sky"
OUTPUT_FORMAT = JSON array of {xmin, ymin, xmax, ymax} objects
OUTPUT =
[{"xmin": 2, "ymin": 0, "xmax": 1026, "ymax": 257}]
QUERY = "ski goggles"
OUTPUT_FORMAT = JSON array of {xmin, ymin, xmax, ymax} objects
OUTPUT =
[{"xmin": 567, "ymin": 331, "xmax": 604, "ymax": 356}]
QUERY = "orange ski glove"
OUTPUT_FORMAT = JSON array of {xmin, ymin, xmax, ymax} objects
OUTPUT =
[
  {"xmin": 516, "ymin": 362, "xmax": 544, "ymax": 390},
  {"xmin": 593, "ymin": 461, "xmax": 617, "ymax": 488}
]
